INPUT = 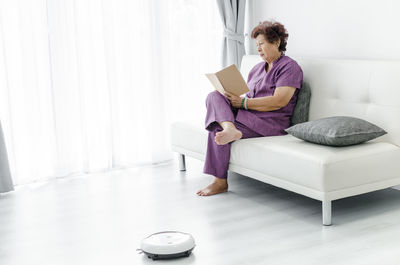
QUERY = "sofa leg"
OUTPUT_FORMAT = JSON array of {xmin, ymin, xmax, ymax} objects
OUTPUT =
[
  {"xmin": 178, "ymin": 154, "xmax": 186, "ymax": 171},
  {"xmin": 322, "ymin": 200, "xmax": 332, "ymax": 226}
]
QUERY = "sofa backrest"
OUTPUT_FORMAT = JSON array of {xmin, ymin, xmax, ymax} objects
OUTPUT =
[{"xmin": 240, "ymin": 55, "xmax": 400, "ymax": 146}]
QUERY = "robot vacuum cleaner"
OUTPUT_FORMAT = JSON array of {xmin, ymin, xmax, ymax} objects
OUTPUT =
[{"xmin": 138, "ymin": 231, "xmax": 195, "ymax": 260}]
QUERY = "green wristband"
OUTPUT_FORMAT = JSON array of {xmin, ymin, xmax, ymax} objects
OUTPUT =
[{"xmin": 240, "ymin": 97, "xmax": 245, "ymax": 109}]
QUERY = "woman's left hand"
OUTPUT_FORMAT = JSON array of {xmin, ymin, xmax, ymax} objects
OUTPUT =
[{"xmin": 224, "ymin": 91, "xmax": 242, "ymax": 108}]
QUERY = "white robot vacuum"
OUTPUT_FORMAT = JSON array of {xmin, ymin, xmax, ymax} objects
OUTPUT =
[{"xmin": 138, "ymin": 231, "xmax": 195, "ymax": 260}]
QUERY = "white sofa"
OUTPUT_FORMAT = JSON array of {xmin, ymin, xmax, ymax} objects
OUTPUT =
[{"xmin": 170, "ymin": 55, "xmax": 400, "ymax": 225}]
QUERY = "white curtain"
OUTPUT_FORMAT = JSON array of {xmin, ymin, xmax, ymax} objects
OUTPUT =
[
  {"xmin": 0, "ymin": 0, "xmax": 222, "ymax": 185},
  {"xmin": 217, "ymin": 0, "xmax": 246, "ymax": 68}
]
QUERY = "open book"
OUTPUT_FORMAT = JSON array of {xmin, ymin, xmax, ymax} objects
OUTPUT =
[{"xmin": 205, "ymin": 64, "xmax": 250, "ymax": 96}]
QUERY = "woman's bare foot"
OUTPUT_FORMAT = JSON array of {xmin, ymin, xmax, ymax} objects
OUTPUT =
[
  {"xmin": 197, "ymin": 178, "xmax": 228, "ymax": 196},
  {"xmin": 215, "ymin": 126, "xmax": 242, "ymax": 145}
]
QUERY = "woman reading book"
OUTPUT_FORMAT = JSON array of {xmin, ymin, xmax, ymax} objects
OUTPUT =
[{"xmin": 197, "ymin": 21, "xmax": 303, "ymax": 196}]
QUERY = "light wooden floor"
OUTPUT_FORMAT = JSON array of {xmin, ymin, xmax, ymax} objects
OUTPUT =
[{"xmin": 1, "ymin": 157, "xmax": 400, "ymax": 265}]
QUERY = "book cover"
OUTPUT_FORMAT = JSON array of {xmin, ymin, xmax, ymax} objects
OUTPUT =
[{"xmin": 205, "ymin": 64, "xmax": 249, "ymax": 96}]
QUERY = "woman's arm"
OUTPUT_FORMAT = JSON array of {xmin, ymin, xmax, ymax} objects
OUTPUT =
[
  {"xmin": 247, "ymin": 86, "xmax": 296, "ymax": 111},
  {"xmin": 225, "ymin": 86, "xmax": 296, "ymax": 111}
]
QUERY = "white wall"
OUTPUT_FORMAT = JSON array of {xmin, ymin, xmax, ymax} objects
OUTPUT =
[{"xmin": 246, "ymin": 0, "xmax": 400, "ymax": 60}]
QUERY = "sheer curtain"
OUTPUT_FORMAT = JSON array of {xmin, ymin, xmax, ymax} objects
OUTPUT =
[{"xmin": 0, "ymin": 0, "xmax": 222, "ymax": 185}]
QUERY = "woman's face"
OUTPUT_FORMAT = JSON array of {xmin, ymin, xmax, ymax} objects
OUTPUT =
[{"xmin": 256, "ymin": 34, "xmax": 280, "ymax": 63}]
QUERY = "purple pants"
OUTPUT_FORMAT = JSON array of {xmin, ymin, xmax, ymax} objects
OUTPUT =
[{"xmin": 203, "ymin": 91, "xmax": 262, "ymax": 179}]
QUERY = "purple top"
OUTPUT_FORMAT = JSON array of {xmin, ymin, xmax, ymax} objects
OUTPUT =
[{"xmin": 235, "ymin": 55, "xmax": 303, "ymax": 136}]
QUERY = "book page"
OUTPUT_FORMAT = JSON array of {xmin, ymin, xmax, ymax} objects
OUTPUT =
[{"xmin": 205, "ymin": 73, "xmax": 225, "ymax": 95}]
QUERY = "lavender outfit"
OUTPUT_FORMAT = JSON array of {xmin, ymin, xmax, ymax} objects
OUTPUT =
[{"xmin": 203, "ymin": 55, "xmax": 303, "ymax": 179}]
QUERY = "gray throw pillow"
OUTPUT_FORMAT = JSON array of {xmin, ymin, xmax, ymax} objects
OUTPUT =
[
  {"xmin": 285, "ymin": 116, "xmax": 387, "ymax": 146},
  {"xmin": 290, "ymin": 81, "xmax": 311, "ymax": 126}
]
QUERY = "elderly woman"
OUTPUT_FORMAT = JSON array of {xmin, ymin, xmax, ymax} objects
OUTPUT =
[{"xmin": 197, "ymin": 21, "xmax": 303, "ymax": 196}]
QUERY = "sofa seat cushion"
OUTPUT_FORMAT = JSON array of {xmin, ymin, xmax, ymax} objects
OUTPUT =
[
  {"xmin": 171, "ymin": 122, "xmax": 400, "ymax": 192},
  {"xmin": 171, "ymin": 121, "xmax": 208, "ymax": 160}
]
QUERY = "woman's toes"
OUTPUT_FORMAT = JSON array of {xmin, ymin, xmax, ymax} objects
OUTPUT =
[{"xmin": 214, "ymin": 135, "xmax": 222, "ymax": 145}]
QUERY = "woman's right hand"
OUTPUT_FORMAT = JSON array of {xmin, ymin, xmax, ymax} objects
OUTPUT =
[{"xmin": 224, "ymin": 91, "xmax": 242, "ymax": 108}]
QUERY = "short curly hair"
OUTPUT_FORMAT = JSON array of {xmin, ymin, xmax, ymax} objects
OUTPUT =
[{"xmin": 251, "ymin": 21, "xmax": 289, "ymax": 52}]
